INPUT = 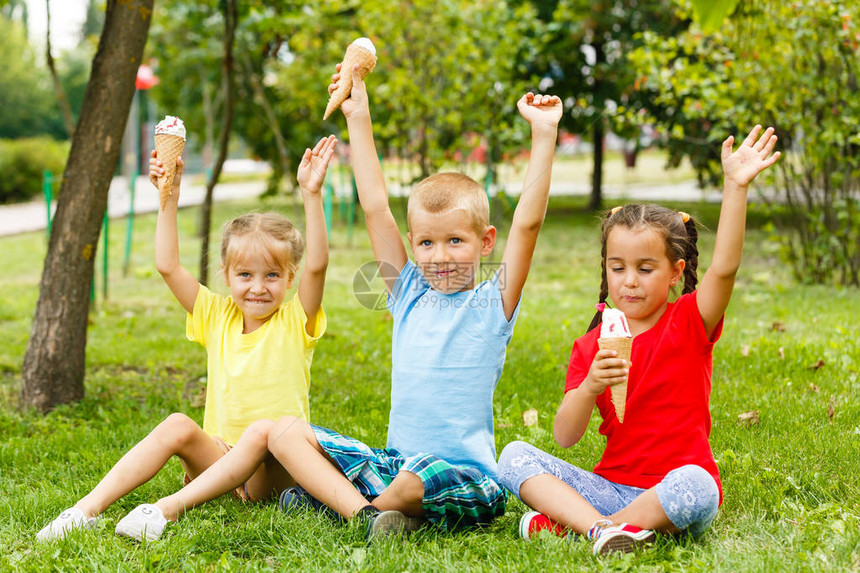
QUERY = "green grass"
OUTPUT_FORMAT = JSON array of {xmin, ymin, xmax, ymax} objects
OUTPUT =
[{"xmin": 1, "ymin": 193, "xmax": 859, "ymax": 572}]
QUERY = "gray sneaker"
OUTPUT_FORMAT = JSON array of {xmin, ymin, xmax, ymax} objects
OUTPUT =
[
  {"xmin": 115, "ymin": 504, "xmax": 169, "ymax": 541},
  {"xmin": 37, "ymin": 507, "xmax": 100, "ymax": 541},
  {"xmin": 365, "ymin": 510, "xmax": 426, "ymax": 541}
]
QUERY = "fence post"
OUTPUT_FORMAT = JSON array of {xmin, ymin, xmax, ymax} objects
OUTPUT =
[
  {"xmin": 123, "ymin": 170, "xmax": 138, "ymax": 277},
  {"xmin": 42, "ymin": 170, "xmax": 53, "ymax": 238}
]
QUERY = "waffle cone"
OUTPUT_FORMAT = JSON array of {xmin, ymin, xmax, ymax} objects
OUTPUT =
[
  {"xmin": 598, "ymin": 336, "xmax": 633, "ymax": 423},
  {"xmin": 323, "ymin": 43, "xmax": 377, "ymax": 120},
  {"xmin": 154, "ymin": 133, "xmax": 185, "ymax": 210}
]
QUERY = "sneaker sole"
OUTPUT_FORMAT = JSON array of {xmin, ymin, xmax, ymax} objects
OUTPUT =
[
  {"xmin": 367, "ymin": 510, "xmax": 425, "ymax": 540},
  {"xmin": 593, "ymin": 529, "xmax": 656, "ymax": 555},
  {"xmin": 519, "ymin": 511, "xmax": 541, "ymax": 540}
]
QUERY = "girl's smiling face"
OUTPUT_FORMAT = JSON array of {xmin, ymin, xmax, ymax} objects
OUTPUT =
[{"xmin": 605, "ymin": 225, "xmax": 685, "ymax": 335}]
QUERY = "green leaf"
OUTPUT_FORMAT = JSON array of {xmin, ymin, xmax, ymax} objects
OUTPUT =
[{"xmin": 691, "ymin": 0, "xmax": 741, "ymax": 33}]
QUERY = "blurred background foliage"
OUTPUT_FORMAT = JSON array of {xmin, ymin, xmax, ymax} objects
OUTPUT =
[{"xmin": 1, "ymin": 0, "xmax": 858, "ymax": 286}]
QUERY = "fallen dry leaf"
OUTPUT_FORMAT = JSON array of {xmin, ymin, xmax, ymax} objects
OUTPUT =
[
  {"xmin": 808, "ymin": 383, "xmax": 820, "ymax": 393},
  {"xmin": 522, "ymin": 407, "xmax": 539, "ymax": 427},
  {"xmin": 741, "ymin": 344, "xmax": 750, "ymax": 357},
  {"xmin": 778, "ymin": 347, "xmax": 785, "ymax": 360},
  {"xmin": 827, "ymin": 397, "xmax": 836, "ymax": 421},
  {"xmin": 771, "ymin": 321, "xmax": 787, "ymax": 332},
  {"xmin": 738, "ymin": 410, "xmax": 760, "ymax": 426},
  {"xmin": 808, "ymin": 359, "xmax": 825, "ymax": 371}
]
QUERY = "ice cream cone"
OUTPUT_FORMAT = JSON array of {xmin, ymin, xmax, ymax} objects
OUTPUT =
[
  {"xmin": 323, "ymin": 41, "xmax": 377, "ymax": 120},
  {"xmin": 598, "ymin": 336, "xmax": 633, "ymax": 423},
  {"xmin": 154, "ymin": 133, "xmax": 185, "ymax": 210}
]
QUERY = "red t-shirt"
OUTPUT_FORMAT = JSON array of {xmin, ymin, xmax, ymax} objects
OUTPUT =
[{"xmin": 565, "ymin": 291, "xmax": 723, "ymax": 502}]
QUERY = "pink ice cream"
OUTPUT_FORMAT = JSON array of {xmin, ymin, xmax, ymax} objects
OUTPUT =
[
  {"xmin": 155, "ymin": 115, "xmax": 186, "ymax": 140},
  {"xmin": 596, "ymin": 303, "xmax": 631, "ymax": 338}
]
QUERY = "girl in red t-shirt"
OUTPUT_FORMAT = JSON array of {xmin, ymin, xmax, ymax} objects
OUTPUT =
[{"xmin": 498, "ymin": 125, "xmax": 780, "ymax": 555}]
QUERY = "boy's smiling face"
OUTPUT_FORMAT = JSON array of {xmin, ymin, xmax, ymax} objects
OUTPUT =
[{"xmin": 407, "ymin": 207, "xmax": 496, "ymax": 294}]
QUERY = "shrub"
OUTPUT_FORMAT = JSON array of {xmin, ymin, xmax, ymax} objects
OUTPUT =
[{"xmin": 0, "ymin": 137, "xmax": 69, "ymax": 204}]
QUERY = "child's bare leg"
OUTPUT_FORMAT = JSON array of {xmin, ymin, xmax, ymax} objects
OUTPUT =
[
  {"xmin": 519, "ymin": 473, "xmax": 604, "ymax": 535},
  {"xmin": 74, "ymin": 413, "xmax": 223, "ymax": 518},
  {"xmin": 370, "ymin": 471, "xmax": 424, "ymax": 516},
  {"xmin": 608, "ymin": 488, "xmax": 678, "ymax": 533},
  {"xmin": 153, "ymin": 419, "xmax": 292, "ymax": 521},
  {"xmin": 268, "ymin": 416, "xmax": 368, "ymax": 519}
]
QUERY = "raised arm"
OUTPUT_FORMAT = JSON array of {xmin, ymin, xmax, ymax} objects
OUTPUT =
[
  {"xmin": 499, "ymin": 93, "xmax": 562, "ymax": 320},
  {"xmin": 697, "ymin": 125, "xmax": 780, "ymax": 337},
  {"xmin": 296, "ymin": 135, "xmax": 337, "ymax": 335},
  {"xmin": 335, "ymin": 65, "xmax": 408, "ymax": 292},
  {"xmin": 152, "ymin": 152, "xmax": 199, "ymax": 313}
]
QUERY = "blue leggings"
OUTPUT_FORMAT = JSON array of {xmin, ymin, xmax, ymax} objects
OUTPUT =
[{"xmin": 497, "ymin": 441, "xmax": 719, "ymax": 537}]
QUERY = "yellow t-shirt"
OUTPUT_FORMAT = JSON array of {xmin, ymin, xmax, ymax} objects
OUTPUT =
[{"xmin": 186, "ymin": 285, "xmax": 326, "ymax": 445}]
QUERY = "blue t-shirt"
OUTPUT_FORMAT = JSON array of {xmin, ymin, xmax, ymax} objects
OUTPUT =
[{"xmin": 386, "ymin": 260, "xmax": 520, "ymax": 479}]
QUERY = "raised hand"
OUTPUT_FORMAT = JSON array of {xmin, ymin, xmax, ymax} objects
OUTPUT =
[
  {"xmin": 149, "ymin": 149, "xmax": 184, "ymax": 196},
  {"xmin": 329, "ymin": 64, "xmax": 369, "ymax": 119},
  {"xmin": 517, "ymin": 93, "xmax": 563, "ymax": 132},
  {"xmin": 721, "ymin": 125, "xmax": 781, "ymax": 187},
  {"xmin": 297, "ymin": 135, "xmax": 338, "ymax": 196}
]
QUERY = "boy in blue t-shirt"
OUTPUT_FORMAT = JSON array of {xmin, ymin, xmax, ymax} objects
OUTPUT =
[{"xmin": 267, "ymin": 65, "xmax": 562, "ymax": 537}]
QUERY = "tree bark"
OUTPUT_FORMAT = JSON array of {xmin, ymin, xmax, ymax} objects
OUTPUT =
[
  {"xmin": 199, "ymin": 0, "xmax": 237, "ymax": 286},
  {"xmin": 21, "ymin": 0, "xmax": 153, "ymax": 413},
  {"xmin": 45, "ymin": 0, "xmax": 76, "ymax": 138}
]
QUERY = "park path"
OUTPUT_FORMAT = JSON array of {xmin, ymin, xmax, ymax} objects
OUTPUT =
[{"xmin": 0, "ymin": 175, "xmax": 718, "ymax": 238}]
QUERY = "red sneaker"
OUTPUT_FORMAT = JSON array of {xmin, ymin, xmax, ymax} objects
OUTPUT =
[
  {"xmin": 591, "ymin": 523, "xmax": 656, "ymax": 555},
  {"xmin": 519, "ymin": 511, "xmax": 569, "ymax": 540}
]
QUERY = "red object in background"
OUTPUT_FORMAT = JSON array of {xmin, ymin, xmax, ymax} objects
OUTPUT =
[{"xmin": 135, "ymin": 65, "xmax": 159, "ymax": 90}]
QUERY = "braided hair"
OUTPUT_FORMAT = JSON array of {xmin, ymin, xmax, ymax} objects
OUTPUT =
[{"xmin": 587, "ymin": 204, "xmax": 699, "ymax": 332}]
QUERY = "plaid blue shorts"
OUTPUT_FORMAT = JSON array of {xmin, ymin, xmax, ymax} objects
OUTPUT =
[{"xmin": 311, "ymin": 425, "xmax": 506, "ymax": 531}]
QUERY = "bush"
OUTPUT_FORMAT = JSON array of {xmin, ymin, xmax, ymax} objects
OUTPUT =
[{"xmin": 0, "ymin": 137, "xmax": 69, "ymax": 204}]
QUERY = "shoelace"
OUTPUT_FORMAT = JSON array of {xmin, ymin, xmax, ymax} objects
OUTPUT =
[{"xmin": 586, "ymin": 518, "xmax": 615, "ymax": 541}]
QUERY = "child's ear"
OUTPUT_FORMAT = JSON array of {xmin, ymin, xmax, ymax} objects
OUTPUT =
[
  {"xmin": 480, "ymin": 225, "xmax": 497, "ymax": 256},
  {"xmin": 670, "ymin": 259, "xmax": 686, "ymax": 286}
]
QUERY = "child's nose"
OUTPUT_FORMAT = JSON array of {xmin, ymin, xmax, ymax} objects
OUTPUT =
[
  {"xmin": 430, "ymin": 245, "xmax": 449, "ymax": 263},
  {"xmin": 623, "ymin": 270, "xmax": 639, "ymax": 287}
]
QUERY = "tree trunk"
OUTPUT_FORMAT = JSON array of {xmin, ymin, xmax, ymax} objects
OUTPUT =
[
  {"xmin": 45, "ymin": 0, "xmax": 76, "ymax": 138},
  {"xmin": 199, "ymin": 0, "xmax": 237, "ymax": 286},
  {"xmin": 21, "ymin": 0, "xmax": 153, "ymax": 413},
  {"xmin": 588, "ymin": 40, "xmax": 606, "ymax": 212},
  {"xmin": 589, "ymin": 119, "xmax": 605, "ymax": 211}
]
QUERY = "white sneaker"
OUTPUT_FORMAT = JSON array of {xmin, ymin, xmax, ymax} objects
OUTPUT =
[
  {"xmin": 115, "ymin": 504, "xmax": 169, "ymax": 541},
  {"xmin": 37, "ymin": 507, "xmax": 100, "ymax": 541},
  {"xmin": 591, "ymin": 522, "xmax": 656, "ymax": 555}
]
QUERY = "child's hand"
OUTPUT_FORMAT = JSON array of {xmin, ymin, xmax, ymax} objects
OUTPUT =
[
  {"xmin": 297, "ymin": 135, "xmax": 338, "ymax": 196},
  {"xmin": 329, "ymin": 63, "xmax": 369, "ymax": 119},
  {"xmin": 721, "ymin": 125, "xmax": 781, "ymax": 187},
  {"xmin": 517, "ymin": 93, "xmax": 563, "ymax": 132},
  {"xmin": 582, "ymin": 349, "xmax": 629, "ymax": 396},
  {"xmin": 148, "ymin": 150, "xmax": 183, "ymax": 194}
]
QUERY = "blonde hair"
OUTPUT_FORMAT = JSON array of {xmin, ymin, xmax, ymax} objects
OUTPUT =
[
  {"xmin": 221, "ymin": 212, "xmax": 304, "ymax": 277},
  {"xmin": 407, "ymin": 172, "xmax": 489, "ymax": 235}
]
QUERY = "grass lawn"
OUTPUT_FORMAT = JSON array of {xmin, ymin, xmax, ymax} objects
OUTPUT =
[{"xmin": 1, "ymin": 191, "xmax": 858, "ymax": 572}]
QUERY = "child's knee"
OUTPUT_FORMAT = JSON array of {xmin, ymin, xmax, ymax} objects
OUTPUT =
[
  {"xmin": 242, "ymin": 419, "xmax": 274, "ymax": 449},
  {"xmin": 267, "ymin": 415, "xmax": 310, "ymax": 449},
  {"xmin": 498, "ymin": 440, "xmax": 534, "ymax": 469},
  {"xmin": 657, "ymin": 464, "xmax": 720, "ymax": 535},
  {"xmin": 158, "ymin": 412, "xmax": 201, "ymax": 443}
]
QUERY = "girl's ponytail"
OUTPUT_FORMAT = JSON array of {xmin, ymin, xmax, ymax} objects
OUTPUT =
[{"xmin": 680, "ymin": 214, "xmax": 699, "ymax": 294}]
